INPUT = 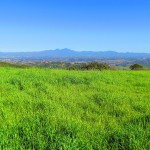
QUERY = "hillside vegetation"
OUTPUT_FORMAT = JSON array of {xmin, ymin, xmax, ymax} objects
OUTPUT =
[
  {"xmin": 0, "ymin": 67, "xmax": 149, "ymax": 149},
  {"xmin": 0, "ymin": 61, "xmax": 29, "ymax": 68}
]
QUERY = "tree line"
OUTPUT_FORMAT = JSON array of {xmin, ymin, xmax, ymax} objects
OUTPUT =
[{"xmin": 69, "ymin": 62, "xmax": 145, "ymax": 70}]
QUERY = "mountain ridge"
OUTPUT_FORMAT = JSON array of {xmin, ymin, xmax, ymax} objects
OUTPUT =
[{"xmin": 0, "ymin": 48, "xmax": 150, "ymax": 59}]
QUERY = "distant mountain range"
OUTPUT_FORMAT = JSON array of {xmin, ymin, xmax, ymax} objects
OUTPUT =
[{"xmin": 0, "ymin": 48, "xmax": 150, "ymax": 60}]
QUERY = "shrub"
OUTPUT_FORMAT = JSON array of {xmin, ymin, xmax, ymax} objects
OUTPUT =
[
  {"xmin": 68, "ymin": 62, "xmax": 111, "ymax": 70},
  {"xmin": 129, "ymin": 64, "xmax": 144, "ymax": 70}
]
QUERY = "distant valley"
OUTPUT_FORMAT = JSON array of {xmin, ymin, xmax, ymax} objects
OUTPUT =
[{"xmin": 0, "ymin": 49, "xmax": 150, "ymax": 68}]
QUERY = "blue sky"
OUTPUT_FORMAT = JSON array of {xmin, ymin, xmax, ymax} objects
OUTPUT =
[{"xmin": 0, "ymin": 0, "xmax": 150, "ymax": 52}]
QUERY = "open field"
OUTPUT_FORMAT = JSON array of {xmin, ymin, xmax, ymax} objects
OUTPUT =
[{"xmin": 0, "ymin": 67, "xmax": 150, "ymax": 149}]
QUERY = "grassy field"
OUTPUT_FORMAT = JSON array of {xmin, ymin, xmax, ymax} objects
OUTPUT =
[{"xmin": 0, "ymin": 67, "xmax": 149, "ymax": 150}]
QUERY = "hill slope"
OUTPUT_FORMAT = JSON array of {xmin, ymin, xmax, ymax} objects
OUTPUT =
[
  {"xmin": 0, "ymin": 61, "xmax": 29, "ymax": 68},
  {"xmin": 0, "ymin": 68, "xmax": 149, "ymax": 149}
]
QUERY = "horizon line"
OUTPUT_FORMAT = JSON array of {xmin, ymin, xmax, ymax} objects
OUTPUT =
[{"xmin": 0, "ymin": 48, "xmax": 150, "ymax": 54}]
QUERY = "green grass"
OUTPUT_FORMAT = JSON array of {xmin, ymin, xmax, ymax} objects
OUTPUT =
[{"xmin": 0, "ymin": 67, "xmax": 150, "ymax": 149}]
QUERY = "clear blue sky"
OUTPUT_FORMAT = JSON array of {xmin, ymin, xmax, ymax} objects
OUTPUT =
[{"xmin": 0, "ymin": 0, "xmax": 150, "ymax": 52}]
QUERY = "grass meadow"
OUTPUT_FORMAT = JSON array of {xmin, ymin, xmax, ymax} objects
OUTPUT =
[{"xmin": 0, "ymin": 67, "xmax": 149, "ymax": 149}]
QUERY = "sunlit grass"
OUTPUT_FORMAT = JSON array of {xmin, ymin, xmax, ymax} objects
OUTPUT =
[{"xmin": 0, "ymin": 67, "xmax": 149, "ymax": 149}]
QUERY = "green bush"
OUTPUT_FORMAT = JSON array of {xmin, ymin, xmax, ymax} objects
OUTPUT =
[
  {"xmin": 69, "ymin": 62, "xmax": 110, "ymax": 70},
  {"xmin": 129, "ymin": 64, "xmax": 144, "ymax": 70}
]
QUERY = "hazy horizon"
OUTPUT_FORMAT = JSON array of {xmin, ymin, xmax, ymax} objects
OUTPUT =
[
  {"xmin": 0, "ymin": 0, "xmax": 150, "ymax": 53},
  {"xmin": 0, "ymin": 48, "xmax": 150, "ymax": 54}
]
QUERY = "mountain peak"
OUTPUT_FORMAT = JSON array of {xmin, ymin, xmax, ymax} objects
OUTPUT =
[{"xmin": 55, "ymin": 48, "xmax": 74, "ymax": 52}]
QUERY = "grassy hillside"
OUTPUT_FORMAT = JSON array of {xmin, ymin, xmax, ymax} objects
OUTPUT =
[
  {"xmin": 0, "ymin": 61, "xmax": 30, "ymax": 68},
  {"xmin": 0, "ymin": 67, "xmax": 149, "ymax": 149}
]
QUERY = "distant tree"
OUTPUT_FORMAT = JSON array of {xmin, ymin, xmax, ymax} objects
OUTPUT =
[
  {"xmin": 129, "ymin": 64, "xmax": 144, "ymax": 70},
  {"xmin": 68, "ymin": 62, "xmax": 111, "ymax": 70},
  {"xmin": 81, "ymin": 62, "xmax": 110, "ymax": 70}
]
